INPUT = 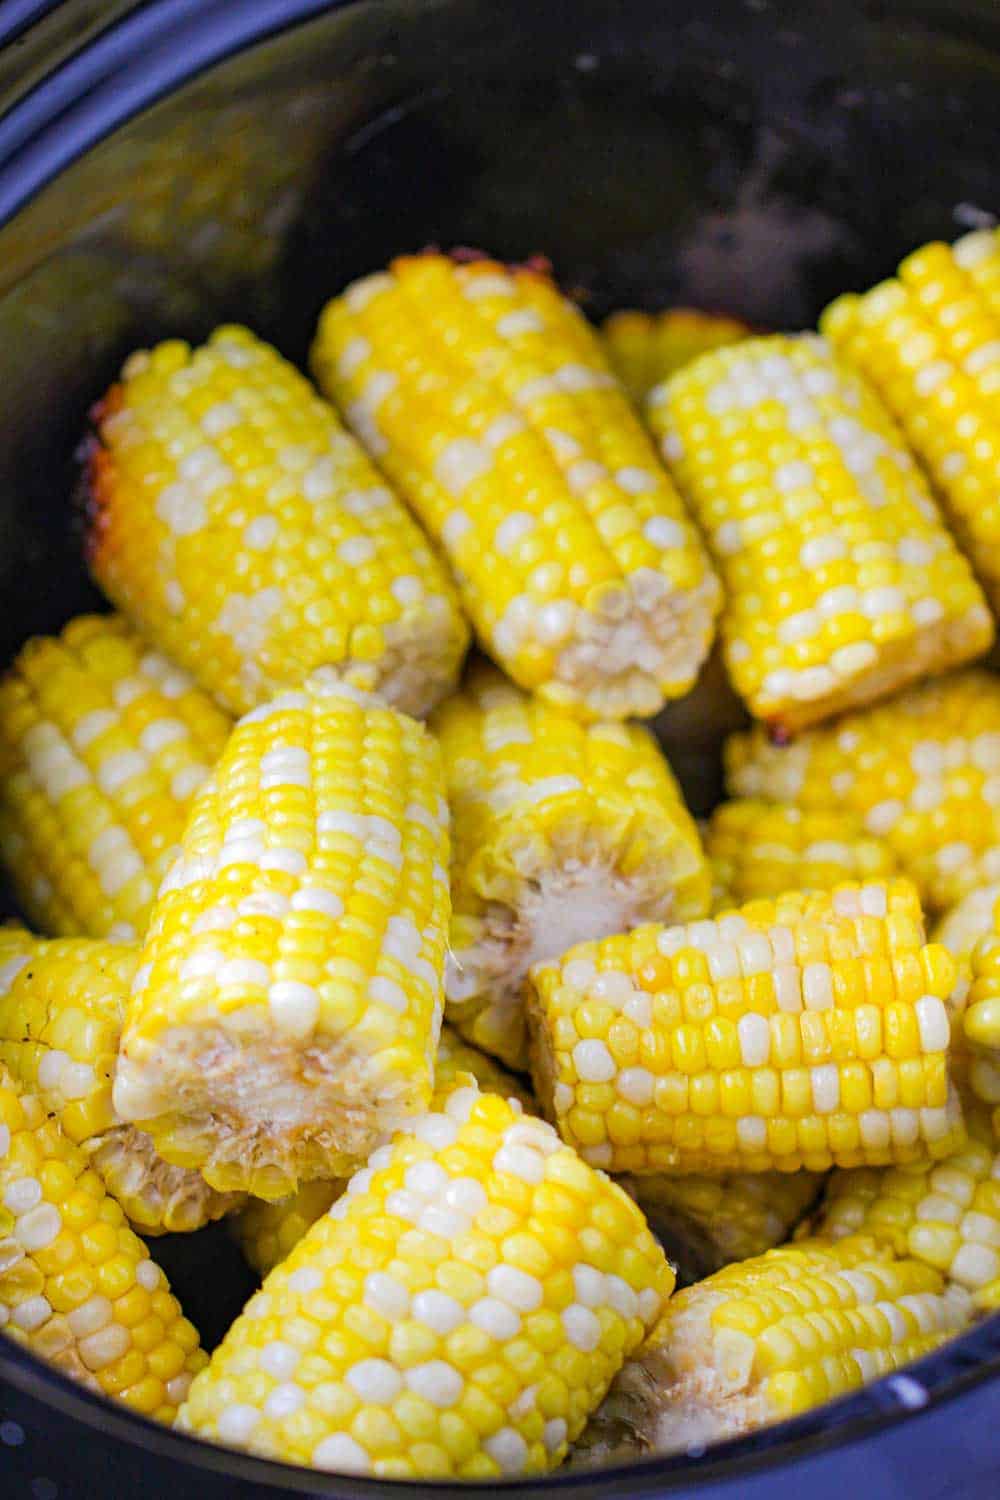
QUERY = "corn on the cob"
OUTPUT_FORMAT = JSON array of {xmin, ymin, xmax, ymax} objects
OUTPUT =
[
  {"xmin": 623, "ymin": 1169, "xmax": 822, "ymax": 1281},
  {"xmin": 808, "ymin": 1100, "xmax": 1000, "ymax": 1310},
  {"xmin": 964, "ymin": 915, "xmax": 1000, "ymax": 1077},
  {"xmin": 84, "ymin": 326, "xmax": 469, "ymax": 719},
  {"xmin": 527, "ymin": 879, "xmax": 963, "ymax": 1176},
  {"xmin": 113, "ymin": 677, "xmax": 450, "ymax": 1200},
  {"xmin": 0, "ymin": 1062, "xmax": 205, "ymax": 1421},
  {"xmin": 601, "ymin": 308, "xmax": 752, "ymax": 407},
  {"xmin": 0, "ymin": 927, "xmax": 240, "ymax": 1234},
  {"xmin": 822, "ymin": 230, "xmax": 1000, "ymax": 611},
  {"xmin": 0, "ymin": 614, "xmax": 230, "ymax": 940},
  {"xmin": 178, "ymin": 1083, "xmax": 673, "ymax": 1478},
  {"xmin": 934, "ymin": 886, "xmax": 1000, "ymax": 968},
  {"xmin": 433, "ymin": 663, "xmax": 710, "ymax": 1069},
  {"xmin": 707, "ymin": 800, "xmax": 897, "ymax": 909},
  {"xmin": 727, "ymin": 671, "xmax": 1000, "ymax": 915},
  {"xmin": 311, "ymin": 253, "xmax": 721, "ymax": 720},
  {"xmin": 648, "ymin": 335, "xmax": 992, "ymax": 733},
  {"xmin": 575, "ymin": 1235, "xmax": 972, "ymax": 1464},
  {"xmin": 231, "ymin": 1025, "xmax": 535, "ymax": 1278}
]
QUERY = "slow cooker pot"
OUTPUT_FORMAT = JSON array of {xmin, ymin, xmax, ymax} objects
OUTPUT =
[{"xmin": 0, "ymin": 2, "xmax": 999, "ymax": 1495}]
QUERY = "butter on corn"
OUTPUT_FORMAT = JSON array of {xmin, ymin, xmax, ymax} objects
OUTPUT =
[
  {"xmin": 178, "ymin": 1084, "xmax": 673, "ymax": 1479},
  {"xmin": 822, "ymin": 230, "xmax": 1000, "ymax": 612},
  {"xmin": 0, "ymin": 927, "xmax": 240, "ymax": 1235},
  {"xmin": 649, "ymin": 334, "xmax": 992, "ymax": 733},
  {"xmin": 707, "ymin": 800, "xmax": 897, "ymax": 908},
  {"xmin": 0, "ymin": 1063, "xmax": 205, "ymax": 1422},
  {"xmin": 0, "ymin": 614, "xmax": 230, "ymax": 940},
  {"xmin": 527, "ymin": 879, "xmax": 963, "ymax": 1176},
  {"xmin": 601, "ymin": 307, "xmax": 752, "ymax": 407},
  {"xmin": 575, "ymin": 1235, "xmax": 972, "ymax": 1464},
  {"xmin": 434, "ymin": 663, "xmax": 710, "ymax": 1069},
  {"xmin": 311, "ymin": 252, "xmax": 721, "ymax": 720},
  {"xmin": 84, "ymin": 326, "xmax": 469, "ymax": 718},
  {"xmin": 727, "ymin": 671, "xmax": 1000, "ymax": 915},
  {"xmin": 113, "ymin": 677, "xmax": 450, "ymax": 1199}
]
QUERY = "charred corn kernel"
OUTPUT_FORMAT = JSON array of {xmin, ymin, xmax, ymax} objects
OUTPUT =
[
  {"xmin": 0, "ymin": 614, "xmax": 230, "ymax": 941},
  {"xmin": 809, "ymin": 1101, "xmax": 1000, "ymax": 1309},
  {"xmin": 231, "ymin": 1027, "xmax": 533, "ymax": 1278},
  {"xmin": 621, "ymin": 1169, "xmax": 821, "ymax": 1281},
  {"xmin": 575, "ymin": 1235, "xmax": 972, "ymax": 1463},
  {"xmin": 84, "ymin": 326, "xmax": 468, "ymax": 719},
  {"xmin": 822, "ymin": 230, "xmax": 1000, "ymax": 612},
  {"xmin": 113, "ymin": 677, "xmax": 450, "ymax": 1199},
  {"xmin": 178, "ymin": 1084, "xmax": 672, "ymax": 1478},
  {"xmin": 433, "ymin": 663, "xmax": 710, "ymax": 1069},
  {"xmin": 311, "ymin": 253, "xmax": 720, "ymax": 721},
  {"xmin": 727, "ymin": 671, "xmax": 1000, "ymax": 915},
  {"xmin": 601, "ymin": 308, "xmax": 753, "ymax": 407},
  {"xmin": 0, "ymin": 1063, "xmax": 205, "ymax": 1420},
  {"xmin": 649, "ymin": 335, "xmax": 992, "ymax": 733},
  {"xmin": 0, "ymin": 928, "xmax": 239, "ymax": 1235},
  {"xmin": 527, "ymin": 880, "xmax": 963, "ymax": 1176},
  {"xmin": 706, "ymin": 801, "xmax": 897, "ymax": 908}
]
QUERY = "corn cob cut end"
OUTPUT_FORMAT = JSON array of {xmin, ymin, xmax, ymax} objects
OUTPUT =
[{"xmin": 89, "ymin": 1122, "xmax": 244, "ymax": 1236}]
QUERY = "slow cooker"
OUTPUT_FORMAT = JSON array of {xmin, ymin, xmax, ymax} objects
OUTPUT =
[{"xmin": 0, "ymin": 2, "xmax": 999, "ymax": 1495}]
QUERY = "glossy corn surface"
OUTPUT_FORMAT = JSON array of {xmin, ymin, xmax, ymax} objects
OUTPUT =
[
  {"xmin": 434, "ymin": 663, "xmax": 709, "ymax": 1069},
  {"xmin": 527, "ymin": 879, "xmax": 962, "ymax": 1175},
  {"xmin": 178, "ymin": 1084, "xmax": 673, "ymax": 1478},
  {"xmin": 649, "ymin": 335, "xmax": 992, "ymax": 732},
  {"xmin": 822, "ymin": 230, "xmax": 1000, "ymax": 610},
  {"xmin": 727, "ymin": 671, "xmax": 1000, "ymax": 914},
  {"xmin": 601, "ymin": 308, "xmax": 751, "ymax": 407},
  {"xmin": 114, "ymin": 678, "xmax": 450, "ymax": 1199},
  {"xmin": 85, "ymin": 326, "xmax": 468, "ymax": 718},
  {"xmin": 0, "ymin": 614, "xmax": 229, "ymax": 940},
  {"xmin": 0, "ymin": 1063, "xmax": 205, "ymax": 1420},
  {"xmin": 707, "ymin": 800, "xmax": 897, "ymax": 908},
  {"xmin": 311, "ymin": 253, "xmax": 720, "ymax": 720}
]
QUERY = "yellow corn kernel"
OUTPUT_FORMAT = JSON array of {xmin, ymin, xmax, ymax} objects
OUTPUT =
[
  {"xmin": 649, "ymin": 335, "xmax": 992, "ymax": 733},
  {"xmin": 707, "ymin": 800, "xmax": 897, "ymax": 908},
  {"xmin": 84, "ymin": 327, "xmax": 468, "ymax": 718},
  {"xmin": 0, "ymin": 614, "xmax": 230, "ymax": 940},
  {"xmin": 311, "ymin": 253, "xmax": 721, "ymax": 720},
  {"xmin": 601, "ymin": 307, "xmax": 752, "ymax": 407},
  {"xmin": 433, "ymin": 663, "xmax": 709, "ymax": 1068}
]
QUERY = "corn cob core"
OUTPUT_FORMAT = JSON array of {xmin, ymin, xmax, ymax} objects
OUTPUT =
[
  {"xmin": 727, "ymin": 671, "xmax": 1000, "ymax": 915},
  {"xmin": 178, "ymin": 1083, "xmax": 672, "ymax": 1478},
  {"xmin": 527, "ymin": 879, "xmax": 962, "ymax": 1176},
  {"xmin": 0, "ymin": 1064, "xmax": 205, "ymax": 1421},
  {"xmin": 0, "ymin": 927, "xmax": 240, "ymax": 1235},
  {"xmin": 114, "ymin": 679, "xmax": 450, "ymax": 1199},
  {"xmin": 649, "ymin": 334, "xmax": 992, "ymax": 733},
  {"xmin": 706, "ymin": 800, "xmax": 897, "ymax": 909},
  {"xmin": 433, "ymin": 664, "xmax": 710, "ymax": 1069},
  {"xmin": 601, "ymin": 308, "xmax": 752, "ymax": 407},
  {"xmin": 311, "ymin": 253, "xmax": 721, "ymax": 721},
  {"xmin": 821, "ymin": 230, "xmax": 1000, "ymax": 611},
  {"xmin": 808, "ymin": 1101, "xmax": 1000, "ymax": 1310},
  {"xmin": 575, "ymin": 1235, "xmax": 972, "ymax": 1464},
  {"xmin": 0, "ymin": 614, "xmax": 230, "ymax": 940},
  {"xmin": 231, "ymin": 1026, "xmax": 534, "ymax": 1279},
  {"xmin": 85, "ymin": 326, "xmax": 469, "ymax": 718}
]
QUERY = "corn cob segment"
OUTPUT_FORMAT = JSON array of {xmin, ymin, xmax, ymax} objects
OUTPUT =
[
  {"xmin": 964, "ymin": 914, "xmax": 1000, "ymax": 1073},
  {"xmin": 84, "ymin": 326, "xmax": 469, "ymax": 719},
  {"xmin": 822, "ymin": 230, "xmax": 1000, "ymax": 611},
  {"xmin": 601, "ymin": 307, "xmax": 752, "ymax": 407},
  {"xmin": 433, "ymin": 664, "xmax": 710, "ymax": 1069},
  {"xmin": 178, "ymin": 1084, "xmax": 673, "ymax": 1478},
  {"xmin": 575, "ymin": 1235, "xmax": 972, "ymax": 1464},
  {"xmin": 707, "ymin": 800, "xmax": 897, "ymax": 909},
  {"xmin": 727, "ymin": 671, "xmax": 1000, "ymax": 915},
  {"xmin": 527, "ymin": 879, "xmax": 963, "ymax": 1176},
  {"xmin": 113, "ymin": 678, "xmax": 450, "ymax": 1199},
  {"xmin": 0, "ymin": 927, "xmax": 240, "ymax": 1234},
  {"xmin": 0, "ymin": 614, "xmax": 230, "ymax": 940},
  {"xmin": 311, "ymin": 253, "xmax": 721, "ymax": 720},
  {"xmin": 230, "ymin": 1026, "xmax": 534, "ymax": 1279},
  {"xmin": 649, "ymin": 334, "xmax": 993, "ymax": 732},
  {"xmin": 0, "ymin": 1063, "xmax": 206, "ymax": 1421}
]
